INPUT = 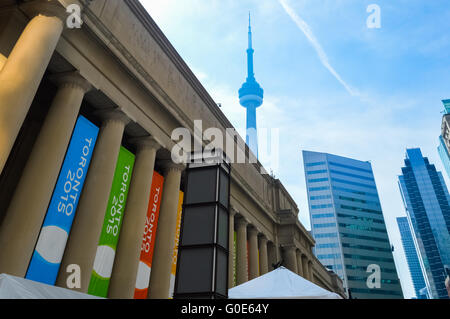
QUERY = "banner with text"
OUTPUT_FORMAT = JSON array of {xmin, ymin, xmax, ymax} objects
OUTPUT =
[
  {"xmin": 134, "ymin": 171, "xmax": 164, "ymax": 299},
  {"xmin": 88, "ymin": 146, "xmax": 135, "ymax": 297},
  {"xmin": 169, "ymin": 191, "xmax": 184, "ymax": 298},
  {"xmin": 26, "ymin": 116, "xmax": 99, "ymax": 285}
]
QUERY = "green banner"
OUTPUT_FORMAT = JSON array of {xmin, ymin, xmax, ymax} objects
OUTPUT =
[{"xmin": 88, "ymin": 146, "xmax": 135, "ymax": 297}]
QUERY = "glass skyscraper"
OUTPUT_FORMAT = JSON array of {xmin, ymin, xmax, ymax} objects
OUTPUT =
[
  {"xmin": 397, "ymin": 217, "xmax": 428, "ymax": 299},
  {"xmin": 303, "ymin": 151, "xmax": 403, "ymax": 299},
  {"xmin": 438, "ymin": 99, "xmax": 450, "ymax": 180},
  {"xmin": 398, "ymin": 148, "xmax": 450, "ymax": 299}
]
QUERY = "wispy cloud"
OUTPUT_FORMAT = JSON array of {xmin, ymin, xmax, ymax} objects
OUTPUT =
[{"xmin": 278, "ymin": 0, "xmax": 359, "ymax": 97}]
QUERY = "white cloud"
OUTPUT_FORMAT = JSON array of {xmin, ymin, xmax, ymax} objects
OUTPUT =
[{"xmin": 278, "ymin": 0, "xmax": 360, "ymax": 97}]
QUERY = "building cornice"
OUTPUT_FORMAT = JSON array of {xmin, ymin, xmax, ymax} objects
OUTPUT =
[{"xmin": 123, "ymin": 0, "xmax": 234, "ymax": 131}]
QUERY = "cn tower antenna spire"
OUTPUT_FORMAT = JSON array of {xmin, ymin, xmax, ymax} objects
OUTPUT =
[
  {"xmin": 247, "ymin": 12, "xmax": 254, "ymax": 79},
  {"xmin": 249, "ymin": 12, "xmax": 252, "ymax": 36},
  {"xmin": 239, "ymin": 13, "xmax": 264, "ymax": 158}
]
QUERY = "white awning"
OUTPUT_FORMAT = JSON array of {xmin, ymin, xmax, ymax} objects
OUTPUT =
[
  {"xmin": 228, "ymin": 267, "xmax": 342, "ymax": 299},
  {"xmin": 0, "ymin": 274, "xmax": 102, "ymax": 299}
]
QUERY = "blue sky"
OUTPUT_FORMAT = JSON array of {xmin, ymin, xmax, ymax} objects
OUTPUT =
[{"xmin": 140, "ymin": 0, "xmax": 450, "ymax": 298}]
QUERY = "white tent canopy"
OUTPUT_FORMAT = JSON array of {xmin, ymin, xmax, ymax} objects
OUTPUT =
[
  {"xmin": 0, "ymin": 274, "xmax": 101, "ymax": 299},
  {"xmin": 228, "ymin": 267, "xmax": 342, "ymax": 299}
]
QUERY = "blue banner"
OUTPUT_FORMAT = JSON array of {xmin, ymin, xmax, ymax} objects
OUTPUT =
[{"xmin": 26, "ymin": 115, "xmax": 99, "ymax": 285}]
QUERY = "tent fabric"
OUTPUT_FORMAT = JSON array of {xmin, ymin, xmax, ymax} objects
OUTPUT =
[
  {"xmin": 0, "ymin": 274, "xmax": 102, "ymax": 299},
  {"xmin": 228, "ymin": 267, "xmax": 342, "ymax": 299}
]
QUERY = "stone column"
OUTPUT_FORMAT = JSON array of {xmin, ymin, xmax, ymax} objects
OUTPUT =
[
  {"xmin": 228, "ymin": 209, "xmax": 236, "ymax": 288},
  {"xmin": 258, "ymin": 235, "xmax": 268, "ymax": 276},
  {"xmin": 308, "ymin": 261, "xmax": 314, "ymax": 282},
  {"xmin": 147, "ymin": 161, "xmax": 184, "ymax": 299},
  {"xmin": 108, "ymin": 137, "xmax": 160, "ymax": 299},
  {"xmin": 267, "ymin": 242, "xmax": 277, "ymax": 271},
  {"xmin": 296, "ymin": 251, "xmax": 304, "ymax": 277},
  {"xmin": 283, "ymin": 246, "xmax": 298, "ymax": 274},
  {"xmin": 0, "ymin": 1, "xmax": 65, "ymax": 173},
  {"xmin": 0, "ymin": 72, "xmax": 91, "ymax": 277},
  {"xmin": 235, "ymin": 217, "xmax": 248, "ymax": 285},
  {"xmin": 56, "ymin": 110, "xmax": 130, "ymax": 292},
  {"xmin": 248, "ymin": 227, "xmax": 259, "ymax": 280},
  {"xmin": 0, "ymin": 55, "xmax": 6, "ymax": 72},
  {"xmin": 302, "ymin": 255, "xmax": 309, "ymax": 281}
]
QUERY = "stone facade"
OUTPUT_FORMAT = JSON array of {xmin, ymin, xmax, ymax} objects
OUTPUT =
[{"xmin": 0, "ymin": 0, "xmax": 345, "ymax": 298}]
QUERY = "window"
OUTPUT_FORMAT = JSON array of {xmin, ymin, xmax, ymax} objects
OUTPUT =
[
  {"xmin": 341, "ymin": 243, "xmax": 391, "ymax": 252},
  {"xmin": 333, "ymin": 186, "xmax": 378, "ymax": 198},
  {"xmin": 315, "ymin": 233, "xmax": 338, "ymax": 238},
  {"xmin": 350, "ymin": 288, "xmax": 402, "ymax": 296},
  {"xmin": 310, "ymin": 195, "xmax": 332, "ymax": 200},
  {"xmin": 311, "ymin": 204, "xmax": 333, "ymax": 209},
  {"xmin": 332, "ymin": 178, "xmax": 377, "ymax": 189},
  {"xmin": 317, "ymin": 243, "xmax": 339, "ymax": 249},
  {"xmin": 340, "ymin": 233, "xmax": 389, "ymax": 243},
  {"xmin": 312, "ymin": 213, "xmax": 335, "ymax": 219},
  {"xmin": 309, "ymin": 178, "xmax": 329, "ymax": 183},
  {"xmin": 338, "ymin": 196, "xmax": 380, "ymax": 206},
  {"xmin": 339, "ymin": 223, "xmax": 387, "ymax": 233},
  {"xmin": 318, "ymin": 254, "xmax": 341, "ymax": 259},
  {"xmin": 329, "ymin": 161, "xmax": 373, "ymax": 174},
  {"xmin": 347, "ymin": 276, "xmax": 399, "ymax": 285},
  {"xmin": 309, "ymin": 186, "xmax": 330, "ymax": 192},
  {"xmin": 313, "ymin": 223, "xmax": 336, "ymax": 228},
  {"xmin": 307, "ymin": 169, "xmax": 328, "ymax": 175},
  {"xmin": 340, "ymin": 204, "xmax": 382, "ymax": 215},
  {"xmin": 330, "ymin": 169, "xmax": 374, "ymax": 182},
  {"xmin": 344, "ymin": 254, "xmax": 394, "ymax": 263},
  {"xmin": 346, "ymin": 265, "xmax": 397, "ymax": 273},
  {"xmin": 337, "ymin": 213, "xmax": 385, "ymax": 224},
  {"xmin": 306, "ymin": 161, "xmax": 326, "ymax": 167}
]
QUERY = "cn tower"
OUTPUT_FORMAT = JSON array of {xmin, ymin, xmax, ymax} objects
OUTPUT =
[{"xmin": 239, "ymin": 13, "xmax": 264, "ymax": 158}]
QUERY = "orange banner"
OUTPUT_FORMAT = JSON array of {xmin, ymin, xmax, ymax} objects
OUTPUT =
[{"xmin": 134, "ymin": 171, "xmax": 164, "ymax": 299}]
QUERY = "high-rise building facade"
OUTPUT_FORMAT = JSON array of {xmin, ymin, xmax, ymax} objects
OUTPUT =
[
  {"xmin": 397, "ymin": 217, "xmax": 428, "ymax": 299},
  {"xmin": 398, "ymin": 148, "xmax": 450, "ymax": 299},
  {"xmin": 303, "ymin": 151, "xmax": 403, "ymax": 299},
  {"xmin": 438, "ymin": 99, "xmax": 450, "ymax": 179}
]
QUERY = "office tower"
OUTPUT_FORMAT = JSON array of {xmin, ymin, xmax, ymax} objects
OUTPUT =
[
  {"xmin": 398, "ymin": 148, "xmax": 450, "ymax": 299},
  {"xmin": 303, "ymin": 151, "xmax": 403, "ymax": 299},
  {"xmin": 438, "ymin": 100, "xmax": 450, "ymax": 180},
  {"xmin": 239, "ymin": 14, "xmax": 264, "ymax": 158},
  {"xmin": 397, "ymin": 217, "xmax": 428, "ymax": 299}
]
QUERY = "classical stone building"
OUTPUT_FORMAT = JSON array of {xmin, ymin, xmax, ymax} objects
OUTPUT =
[{"xmin": 0, "ymin": 0, "xmax": 345, "ymax": 298}]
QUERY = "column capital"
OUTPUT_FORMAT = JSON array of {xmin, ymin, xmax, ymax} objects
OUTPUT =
[
  {"xmin": 160, "ymin": 160, "xmax": 186, "ymax": 174},
  {"xmin": 247, "ymin": 226, "xmax": 259, "ymax": 237},
  {"xmin": 229, "ymin": 205, "xmax": 241, "ymax": 217},
  {"xmin": 129, "ymin": 136, "xmax": 161, "ymax": 152},
  {"xmin": 50, "ymin": 71, "xmax": 92, "ymax": 93},
  {"xmin": 95, "ymin": 108, "xmax": 131, "ymax": 126},
  {"xmin": 258, "ymin": 234, "xmax": 268, "ymax": 244},
  {"xmin": 282, "ymin": 245, "xmax": 297, "ymax": 253},
  {"xmin": 20, "ymin": 0, "xmax": 67, "ymax": 21},
  {"xmin": 235, "ymin": 217, "xmax": 248, "ymax": 228}
]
